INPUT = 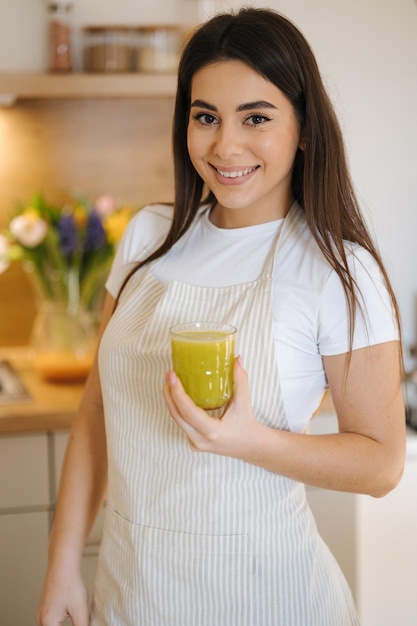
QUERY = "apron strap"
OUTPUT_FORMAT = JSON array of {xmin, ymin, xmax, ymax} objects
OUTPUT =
[{"xmin": 260, "ymin": 202, "xmax": 305, "ymax": 278}]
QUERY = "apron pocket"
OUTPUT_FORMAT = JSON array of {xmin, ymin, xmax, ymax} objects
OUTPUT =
[{"xmin": 94, "ymin": 508, "xmax": 251, "ymax": 626}]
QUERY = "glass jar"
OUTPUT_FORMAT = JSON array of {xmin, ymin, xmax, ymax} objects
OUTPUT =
[
  {"xmin": 83, "ymin": 25, "xmax": 134, "ymax": 73},
  {"xmin": 136, "ymin": 25, "xmax": 180, "ymax": 73},
  {"xmin": 47, "ymin": 1, "xmax": 73, "ymax": 72},
  {"xmin": 30, "ymin": 301, "xmax": 97, "ymax": 383}
]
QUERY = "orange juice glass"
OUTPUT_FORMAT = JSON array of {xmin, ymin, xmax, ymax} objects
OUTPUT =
[{"xmin": 170, "ymin": 322, "xmax": 236, "ymax": 409}]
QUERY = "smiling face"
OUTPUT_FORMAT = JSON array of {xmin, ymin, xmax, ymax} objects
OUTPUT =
[{"xmin": 187, "ymin": 60, "xmax": 302, "ymax": 228}]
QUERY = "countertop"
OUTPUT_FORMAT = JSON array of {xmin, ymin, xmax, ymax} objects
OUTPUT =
[
  {"xmin": 0, "ymin": 348, "xmax": 84, "ymax": 433},
  {"xmin": 1, "ymin": 348, "xmax": 417, "ymax": 457}
]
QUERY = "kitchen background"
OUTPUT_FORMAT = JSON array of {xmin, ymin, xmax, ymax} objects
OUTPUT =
[
  {"xmin": 0, "ymin": 0, "xmax": 416, "ymax": 355},
  {"xmin": 1, "ymin": 1, "xmax": 417, "ymax": 625}
]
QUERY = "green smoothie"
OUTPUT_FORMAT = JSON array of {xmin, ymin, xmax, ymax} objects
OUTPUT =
[{"xmin": 170, "ymin": 323, "xmax": 236, "ymax": 409}]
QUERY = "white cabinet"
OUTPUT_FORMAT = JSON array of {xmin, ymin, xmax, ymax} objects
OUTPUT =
[
  {"xmin": 0, "ymin": 433, "xmax": 49, "ymax": 508},
  {"xmin": 308, "ymin": 412, "xmax": 417, "ymax": 625},
  {"xmin": 356, "ymin": 441, "xmax": 417, "ymax": 626},
  {"xmin": 0, "ymin": 512, "xmax": 49, "ymax": 626},
  {"xmin": 306, "ymin": 487, "xmax": 357, "ymax": 595},
  {"xmin": 0, "ymin": 434, "xmax": 50, "ymax": 626},
  {"xmin": 0, "ymin": 431, "xmax": 104, "ymax": 626}
]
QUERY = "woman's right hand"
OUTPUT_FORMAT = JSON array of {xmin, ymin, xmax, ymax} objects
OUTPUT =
[{"xmin": 36, "ymin": 570, "xmax": 89, "ymax": 626}]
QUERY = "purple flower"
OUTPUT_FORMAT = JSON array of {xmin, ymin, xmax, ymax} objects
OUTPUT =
[
  {"xmin": 85, "ymin": 210, "xmax": 106, "ymax": 252},
  {"xmin": 57, "ymin": 215, "xmax": 79, "ymax": 257}
]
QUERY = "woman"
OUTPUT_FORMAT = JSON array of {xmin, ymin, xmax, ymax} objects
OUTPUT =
[{"xmin": 37, "ymin": 8, "xmax": 405, "ymax": 626}]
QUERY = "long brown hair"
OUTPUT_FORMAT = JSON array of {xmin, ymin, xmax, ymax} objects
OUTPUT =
[{"xmin": 117, "ymin": 7, "xmax": 401, "ymax": 348}]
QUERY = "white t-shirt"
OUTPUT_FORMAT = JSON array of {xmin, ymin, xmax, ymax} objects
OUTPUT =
[{"xmin": 106, "ymin": 203, "xmax": 398, "ymax": 433}]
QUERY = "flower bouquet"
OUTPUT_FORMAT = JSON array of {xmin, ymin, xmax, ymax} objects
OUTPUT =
[{"xmin": 0, "ymin": 192, "xmax": 134, "ymax": 382}]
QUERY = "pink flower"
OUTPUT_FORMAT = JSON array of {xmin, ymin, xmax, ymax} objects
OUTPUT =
[{"xmin": 95, "ymin": 195, "xmax": 117, "ymax": 217}]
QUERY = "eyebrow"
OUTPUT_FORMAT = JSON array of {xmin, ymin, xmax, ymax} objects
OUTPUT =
[{"xmin": 190, "ymin": 99, "xmax": 278, "ymax": 112}]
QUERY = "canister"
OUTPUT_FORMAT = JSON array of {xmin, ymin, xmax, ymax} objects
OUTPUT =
[
  {"xmin": 47, "ymin": 1, "xmax": 73, "ymax": 72},
  {"xmin": 83, "ymin": 25, "xmax": 134, "ymax": 73},
  {"xmin": 136, "ymin": 25, "xmax": 180, "ymax": 73}
]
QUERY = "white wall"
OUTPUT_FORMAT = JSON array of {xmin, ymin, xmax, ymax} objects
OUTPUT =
[
  {"xmin": 1, "ymin": 0, "xmax": 416, "ymax": 349},
  {"xmin": 248, "ymin": 0, "xmax": 417, "ymax": 352}
]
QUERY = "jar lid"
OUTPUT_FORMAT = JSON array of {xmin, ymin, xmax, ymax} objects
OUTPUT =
[
  {"xmin": 82, "ymin": 25, "xmax": 136, "ymax": 33},
  {"xmin": 136, "ymin": 24, "xmax": 180, "ymax": 33},
  {"xmin": 48, "ymin": 2, "xmax": 72, "ymax": 12}
]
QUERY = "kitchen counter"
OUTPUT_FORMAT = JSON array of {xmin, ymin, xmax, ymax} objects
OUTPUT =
[
  {"xmin": 0, "ymin": 348, "xmax": 84, "ymax": 433},
  {"xmin": 1, "ymin": 346, "xmax": 338, "ymax": 435},
  {"xmin": 1, "ymin": 347, "xmax": 417, "ymax": 454}
]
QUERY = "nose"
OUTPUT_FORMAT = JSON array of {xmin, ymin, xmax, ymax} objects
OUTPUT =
[{"xmin": 213, "ymin": 121, "xmax": 243, "ymax": 160}]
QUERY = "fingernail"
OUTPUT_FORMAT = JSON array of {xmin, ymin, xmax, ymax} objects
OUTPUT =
[
  {"xmin": 237, "ymin": 355, "xmax": 244, "ymax": 368},
  {"xmin": 165, "ymin": 371, "xmax": 177, "ymax": 384}
]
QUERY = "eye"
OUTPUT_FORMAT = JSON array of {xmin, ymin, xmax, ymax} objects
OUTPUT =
[
  {"xmin": 245, "ymin": 114, "xmax": 271, "ymax": 126},
  {"xmin": 193, "ymin": 112, "xmax": 219, "ymax": 125}
]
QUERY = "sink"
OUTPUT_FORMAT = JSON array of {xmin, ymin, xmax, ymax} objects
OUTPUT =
[{"xmin": 0, "ymin": 360, "xmax": 31, "ymax": 404}]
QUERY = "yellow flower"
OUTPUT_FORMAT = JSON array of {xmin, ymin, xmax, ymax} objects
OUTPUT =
[
  {"xmin": 4, "ymin": 192, "xmax": 137, "ymax": 311},
  {"xmin": 23, "ymin": 206, "xmax": 41, "ymax": 219},
  {"xmin": 103, "ymin": 206, "xmax": 133, "ymax": 245},
  {"xmin": 73, "ymin": 204, "xmax": 88, "ymax": 228}
]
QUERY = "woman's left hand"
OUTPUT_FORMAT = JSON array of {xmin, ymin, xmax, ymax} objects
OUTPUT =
[{"xmin": 163, "ymin": 356, "xmax": 259, "ymax": 459}]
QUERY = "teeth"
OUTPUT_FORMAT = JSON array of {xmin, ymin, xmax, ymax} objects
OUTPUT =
[{"xmin": 217, "ymin": 167, "xmax": 255, "ymax": 178}]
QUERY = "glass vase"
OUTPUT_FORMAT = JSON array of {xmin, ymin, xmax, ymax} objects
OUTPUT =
[{"xmin": 30, "ymin": 300, "xmax": 97, "ymax": 383}]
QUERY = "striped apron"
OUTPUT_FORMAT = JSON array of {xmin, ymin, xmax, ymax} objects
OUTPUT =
[{"xmin": 92, "ymin": 204, "xmax": 359, "ymax": 625}]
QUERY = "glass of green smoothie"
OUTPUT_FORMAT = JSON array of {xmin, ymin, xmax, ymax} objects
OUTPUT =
[{"xmin": 170, "ymin": 322, "xmax": 237, "ymax": 410}]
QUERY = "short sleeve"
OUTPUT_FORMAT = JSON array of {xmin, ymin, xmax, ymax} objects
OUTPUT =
[
  {"xmin": 317, "ymin": 246, "xmax": 399, "ymax": 356},
  {"xmin": 105, "ymin": 204, "xmax": 173, "ymax": 298}
]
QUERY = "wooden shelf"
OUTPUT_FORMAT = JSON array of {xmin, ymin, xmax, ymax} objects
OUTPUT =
[{"xmin": 0, "ymin": 72, "xmax": 177, "ymax": 100}]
